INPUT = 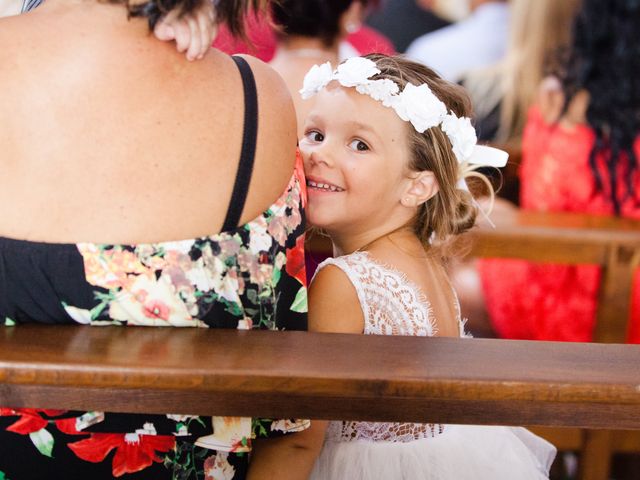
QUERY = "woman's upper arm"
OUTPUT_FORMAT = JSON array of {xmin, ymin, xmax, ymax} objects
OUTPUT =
[{"xmin": 308, "ymin": 265, "xmax": 365, "ymax": 334}]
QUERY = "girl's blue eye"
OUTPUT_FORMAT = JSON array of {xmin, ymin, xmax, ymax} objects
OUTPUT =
[{"xmin": 349, "ymin": 139, "xmax": 369, "ymax": 152}]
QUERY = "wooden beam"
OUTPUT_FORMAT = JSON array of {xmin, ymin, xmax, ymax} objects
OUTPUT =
[
  {"xmin": 467, "ymin": 211, "xmax": 640, "ymax": 264},
  {"xmin": 1, "ymin": 326, "xmax": 639, "ymax": 430},
  {"xmin": 308, "ymin": 210, "xmax": 640, "ymax": 265}
]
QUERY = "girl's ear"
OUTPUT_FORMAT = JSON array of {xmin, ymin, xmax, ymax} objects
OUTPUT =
[{"xmin": 401, "ymin": 171, "xmax": 439, "ymax": 207}]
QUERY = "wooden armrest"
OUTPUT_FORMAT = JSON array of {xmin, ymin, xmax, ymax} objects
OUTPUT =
[{"xmin": 1, "ymin": 326, "xmax": 639, "ymax": 430}]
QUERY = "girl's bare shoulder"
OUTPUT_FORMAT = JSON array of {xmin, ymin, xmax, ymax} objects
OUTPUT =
[{"xmin": 308, "ymin": 264, "xmax": 364, "ymax": 334}]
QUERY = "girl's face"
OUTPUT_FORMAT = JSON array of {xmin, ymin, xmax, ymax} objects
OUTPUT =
[{"xmin": 299, "ymin": 84, "xmax": 413, "ymax": 237}]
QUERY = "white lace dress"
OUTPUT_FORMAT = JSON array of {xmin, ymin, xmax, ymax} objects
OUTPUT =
[{"xmin": 309, "ymin": 252, "xmax": 556, "ymax": 480}]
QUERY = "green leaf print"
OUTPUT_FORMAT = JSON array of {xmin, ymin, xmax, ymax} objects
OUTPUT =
[
  {"xmin": 4, "ymin": 317, "xmax": 15, "ymax": 326},
  {"xmin": 29, "ymin": 428, "xmax": 54, "ymax": 458},
  {"xmin": 290, "ymin": 287, "xmax": 308, "ymax": 313},
  {"xmin": 271, "ymin": 266, "xmax": 281, "ymax": 285}
]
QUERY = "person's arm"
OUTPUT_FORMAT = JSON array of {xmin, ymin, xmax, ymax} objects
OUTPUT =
[
  {"xmin": 247, "ymin": 265, "xmax": 364, "ymax": 479},
  {"xmin": 248, "ymin": 422, "xmax": 327, "ymax": 480}
]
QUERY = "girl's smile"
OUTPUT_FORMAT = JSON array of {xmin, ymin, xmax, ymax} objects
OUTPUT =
[
  {"xmin": 299, "ymin": 83, "xmax": 414, "ymax": 241},
  {"xmin": 306, "ymin": 176, "xmax": 345, "ymax": 193}
]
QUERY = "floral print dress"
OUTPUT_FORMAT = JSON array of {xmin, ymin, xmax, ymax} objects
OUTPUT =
[{"xmin": 0, "ymin": 56, "xmax": 308, "ymax": 479}]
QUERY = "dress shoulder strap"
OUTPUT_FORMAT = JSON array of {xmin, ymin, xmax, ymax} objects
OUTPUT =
[
  {"xmin": 314, "ymin": 253, "xmax": 372, "ymax": 325},
  {"xmin": 222, "ymin": 56, "xmax": 259, "ymax": 232}
]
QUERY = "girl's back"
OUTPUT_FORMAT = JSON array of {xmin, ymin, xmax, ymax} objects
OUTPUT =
[
  {"xmin": 300, "ymin": 54, "xmax": 555, "ymax": 480},
  {"xmin": 0, "ymin": 0, "xmax": 297, "ymax": 244}
]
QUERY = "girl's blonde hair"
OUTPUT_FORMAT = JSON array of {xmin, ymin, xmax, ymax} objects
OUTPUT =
[{"xmin": 364, "ymin": 54, "xmax": 489, "ymax": 248}]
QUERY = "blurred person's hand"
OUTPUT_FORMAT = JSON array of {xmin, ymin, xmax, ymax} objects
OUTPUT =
[{"xmin": 154, "ymin": 1, "xmax": 217, "ymax": 61}]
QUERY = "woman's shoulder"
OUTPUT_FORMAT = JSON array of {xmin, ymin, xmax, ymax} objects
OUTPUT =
[
  {"xmin": 242, "ymin": 53, "xmax": 297, "ymax": 149},
  {"xmin": 235, "ymin": 54, "xmax": 296, "ymax": 117}
]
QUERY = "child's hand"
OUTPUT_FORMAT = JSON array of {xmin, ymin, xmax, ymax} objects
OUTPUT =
[{"xmin": 153, "ymin": 2, "xmax": 218, "ymax": 61}]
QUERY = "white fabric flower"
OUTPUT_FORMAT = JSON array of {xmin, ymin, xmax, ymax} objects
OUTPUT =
[
  {"xmin": 335, "ymin": 57, "xmax": 380, "ymax": 87},
  {"xmin": 161, "ymin": 239, "xmax": 195, "ymax": 255},
  {"xmin": 395, "ymin": 83, "xmax": 447, "ymax": 133},
  {"xmin": 441, "ymin": 113, "xmax": 477, "ymax": 162},
  {"xmin": 299, "ymin": 62, "xmax": 333, "ymax": 100},
  {"xmin": 355, "ymin": 78, "xmax": 399, "ymax": 105}
]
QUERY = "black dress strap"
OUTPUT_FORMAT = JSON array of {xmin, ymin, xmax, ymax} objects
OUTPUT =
[{"xmin": 222, "ymin": 56, "xmax": 259, "ymax": 232}]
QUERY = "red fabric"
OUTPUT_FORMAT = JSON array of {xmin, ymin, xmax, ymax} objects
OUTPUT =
[
  {"xmin": 0, "ymin": 408, "xmax": 66, "ymax": 435},
  {"xmin": 213, "ymin": 14, "xmax": 395, "ymax": 61},
  {"xmin": 346, "ymin": 25, "xmax": 395, "ymax": 56},
  {"xmin": 478, "ymin": 107, "xmax": 640, "ymax": 342},
  {"xmin": 213, "ymin": 12, "xmax": 277, "ymax": 61},
  {"xmin": 286, "ymin": 234, "xmax": 307, "ymax": 285},
  {"xmin": 68, "ymin": 433, "xmax": 176, "ymax": 477}
]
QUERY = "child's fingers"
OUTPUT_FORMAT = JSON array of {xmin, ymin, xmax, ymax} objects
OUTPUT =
[
  {"xmin": 153, "ymin": 9, "xmax": 180, "ymax": 42},
  {"xmin": 185, "ymin": 16, "xmax": 201, "ymax": 61},
  {"xmin": 152, "ymin": 4, "xmax": 217, "ymax": 60},
  {"xmin": 196, "ymin": 6, "xmax": 216, "ymax": 59},
  {"xmin": 153, "ymin": 21, "xmax": 175, "ymax": 41},
  {"xmin": 173, "ymin": 19, "xmax": 192, "ymax": 53}
]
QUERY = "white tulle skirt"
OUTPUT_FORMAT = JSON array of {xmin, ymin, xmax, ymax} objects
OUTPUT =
[{"xmin": 309, "ymin": 425, "xmax": 556, "ymax": 480}]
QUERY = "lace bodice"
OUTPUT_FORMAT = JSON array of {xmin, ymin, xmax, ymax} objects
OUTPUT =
[{"xmin": 316, "ymin": 252, "xmax": 464, "ymax": 443}]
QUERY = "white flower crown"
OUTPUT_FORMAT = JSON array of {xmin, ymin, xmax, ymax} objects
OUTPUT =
[{"xmin": 299, "ymin": 57, "xmax": 508, "ymax": 170}]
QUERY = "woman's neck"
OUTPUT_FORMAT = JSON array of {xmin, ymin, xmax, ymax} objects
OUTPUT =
[{"xmin": 272, "ymin": 37, "xmax": 339, "ymax": 64}]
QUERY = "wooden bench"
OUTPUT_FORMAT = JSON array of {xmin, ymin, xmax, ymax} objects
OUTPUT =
[
  {"xmin": 466, "ymin": 210, "xmax": 640, "ymax": 480},
  {"xmin": 468, "ymin": 209, "xmax": 640, "ymax": 345},
  {"xmin": 0, "ymin": 325, "xmax": 639, "ymax": 430},
  {"xmin": 308, "ymin": 209, "xmax": 640, "ymax": 479}
]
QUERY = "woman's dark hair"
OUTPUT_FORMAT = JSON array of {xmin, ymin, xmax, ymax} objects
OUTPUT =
[
  {"xmin": 271, "ymin": 0, "xmax": 370, "ymax": 47},
  {"xmin": 561, "ymin": 0, "xmax": 640, "ymax": 213},
  {"xmin": 118, "ymin": 0, "xmax": 265, "ymax": 37}
]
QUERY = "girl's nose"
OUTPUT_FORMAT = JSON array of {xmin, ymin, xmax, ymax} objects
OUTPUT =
[{"xmin": 309, "ymin": 146, "xmax": 334, "ymax": 167}]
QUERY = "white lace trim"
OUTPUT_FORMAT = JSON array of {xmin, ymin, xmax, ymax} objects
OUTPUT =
[
  {"xmin": 318, "ymin": 252, "xmax": 436, "ymax": 337},
  {"xmin": 315, "ymin": 252, "xmax": 465, "ymax": 443},
  {"xmin": 325, "ymin": 420, "xmax": 446, "ymax": 444}
]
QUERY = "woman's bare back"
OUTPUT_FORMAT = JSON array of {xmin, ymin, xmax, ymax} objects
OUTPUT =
[{"xmin": 0, "ymin": 0, "xmax": 297, "ymax": 244}]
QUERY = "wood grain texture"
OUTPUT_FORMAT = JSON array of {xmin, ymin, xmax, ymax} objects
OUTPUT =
[{"xmin": 1, "ymin": 326, "xmax": 640, "ymax": 429}]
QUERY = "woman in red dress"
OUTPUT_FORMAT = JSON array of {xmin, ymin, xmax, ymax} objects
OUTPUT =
[{"xmin": 478, "ymin": 0, "xmax": 640, "ymax": 343}]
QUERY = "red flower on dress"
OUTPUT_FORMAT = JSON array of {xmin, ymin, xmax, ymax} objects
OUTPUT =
[
  {"xmin": 294, "ymin": 150, "xmax": 307, "ymax": 208},
  {"xmin": 142, "ymin": 299, "xmax": 171, "ymax": 321},
  {"xmin": 68, "ymin": 432, "xmax": 175, "ymax": 477},
  {"xmin": 285, "ymin": 235, "xmax": 306, "ymax": 285},
  {"xmin": 54, "ymin": 416, "xmax": 86, "ymax": 435},
  {"xmin": 0, "ymin": 408, "xmax": 65, "ymax": 435}
]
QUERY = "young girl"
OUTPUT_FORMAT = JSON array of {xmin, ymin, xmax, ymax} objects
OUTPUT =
[{"xmin": 299, "ymin": 54, "xmax": 556, "ymax": 479}]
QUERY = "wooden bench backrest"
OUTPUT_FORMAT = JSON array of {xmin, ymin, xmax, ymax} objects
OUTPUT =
[
  {"xmin": 467, "ymin": 210, "xmax": 640, "ymax": 343},
  {"xmin": 309, "ymin": 210, "xmax": 640, "ymax": 343},
  {"xmin": 1, "ymin": 325, "xmax": 640, "ymax": 430}
]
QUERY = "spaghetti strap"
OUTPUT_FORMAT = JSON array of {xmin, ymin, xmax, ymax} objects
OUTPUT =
[{"xmin": 222, "ymin": 56, "xmax": 259, "ymax": 232}]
